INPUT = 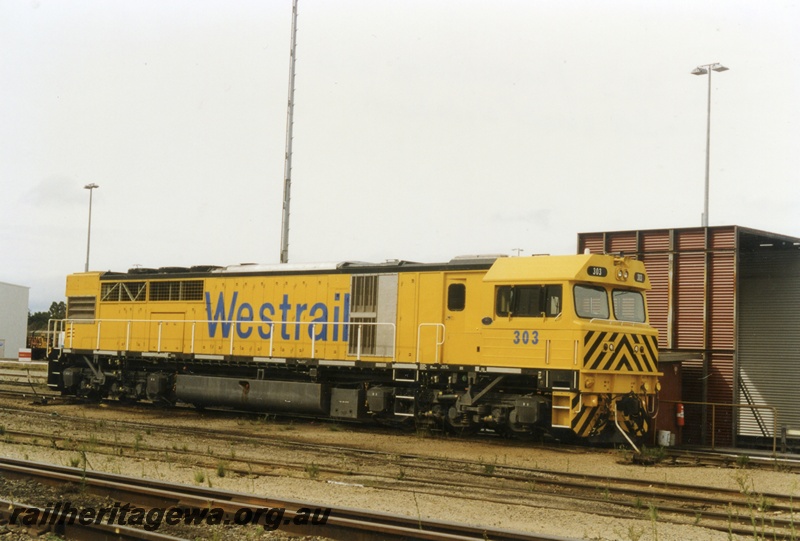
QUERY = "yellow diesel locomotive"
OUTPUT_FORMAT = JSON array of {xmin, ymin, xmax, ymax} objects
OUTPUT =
[{"xmin": 48, "ymin": 254, "xmax": 660, "ymax": 444}]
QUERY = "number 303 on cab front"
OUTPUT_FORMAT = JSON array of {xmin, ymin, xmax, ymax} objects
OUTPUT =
[{"xmin": 512, "ymin": 330, "xmax": 539, "ymax": 345}]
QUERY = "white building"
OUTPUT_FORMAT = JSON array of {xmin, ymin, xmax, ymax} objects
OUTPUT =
[{"xmin": 0, "ymin": 281, "xmax": 29, "ymax": 360}]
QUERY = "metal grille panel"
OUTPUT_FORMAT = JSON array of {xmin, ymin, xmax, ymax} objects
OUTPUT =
[
  {"xmin": 608, "ymin": 232, "xmax": 638, "ymax": 254},
  {"xmin": 578, "ymin": 233, "xmax": 605, "ymax": 254},
  {"xmin": 641, "ymin": 254, "xmax": 669, "ymax": 346},
  {"xmin": 676, "ymin": 229, "xmax": 706, "ymax": 250},
  {"xmin": 709, "ymin": 253, "xmax": 735, "ymax": 350},
  {"xmin": 149, "ymin": 280, "xmax": 203, "ymax": 302},
  {"xmin": 674, "ymin": 252, "xmax": 705, "ymax": 349},
  {"xmin": 67, "ymin": 296, "xmax": 96, "ymax": 320},
  {"xmin": 641, "ymin": 230, "xmax": 670, "ymax": 252}
]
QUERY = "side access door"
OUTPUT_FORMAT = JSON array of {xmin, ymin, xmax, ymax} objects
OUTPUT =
[{"xmin": 441, "ymin": 274, "xmax": 482, "ymax": 365}]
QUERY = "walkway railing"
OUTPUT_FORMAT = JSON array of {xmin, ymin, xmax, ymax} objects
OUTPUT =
[{"xmin": 47, "ymin": 318, "xmax": 447, "ymax": 364}]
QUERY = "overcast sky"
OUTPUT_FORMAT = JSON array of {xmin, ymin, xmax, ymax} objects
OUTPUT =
[{"xmin": 2, "ymin": 0, "xmax": 798, "ymax": 312}]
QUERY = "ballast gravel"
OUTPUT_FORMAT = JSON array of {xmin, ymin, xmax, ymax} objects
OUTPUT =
[{"xmin": 0, "ymin": 393, "xmax": 797, "ymax": 541}]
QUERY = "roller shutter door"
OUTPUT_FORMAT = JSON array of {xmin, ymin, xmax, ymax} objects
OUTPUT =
[{"xmin": 738, "ymin": 249, "xmax": 800, "ymax": 437}]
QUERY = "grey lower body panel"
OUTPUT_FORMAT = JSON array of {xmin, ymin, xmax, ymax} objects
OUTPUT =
[{"xmin": 175, "ymin": 374, "xmax": 328, "ymax": 415}]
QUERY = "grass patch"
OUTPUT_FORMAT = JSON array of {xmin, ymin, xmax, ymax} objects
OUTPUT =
[{"xmin": 305, "ymin": 463, "xmax": 320, "ymax": 479}]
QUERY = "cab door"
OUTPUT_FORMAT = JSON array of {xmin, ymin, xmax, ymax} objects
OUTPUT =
[{"xmin": 442, "ymin": 274, "xmax": 480, "ymax": 365}]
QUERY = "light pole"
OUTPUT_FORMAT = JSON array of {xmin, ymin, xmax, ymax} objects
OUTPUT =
[
  {"xmin": 279, "ymin": 0, "xmax": 299, "ymax": 264},
  {"xmin": 84, "ymin": 183, "xmax": 99, "ymax": 272},
  {"xmin": 691, "ymin": 62, "xmax": 729, "ymax": 227}
]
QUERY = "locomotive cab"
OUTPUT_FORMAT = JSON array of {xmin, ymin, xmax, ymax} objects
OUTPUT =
[{"xmin": 478, "ymin": 255, "xmax": 660, "ymax": 444}]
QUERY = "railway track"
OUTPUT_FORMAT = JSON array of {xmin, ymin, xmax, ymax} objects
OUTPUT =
[
  {"xmin": 0, "ymin": 365, "xmax": 55, "ymax": 404},
  {"xmin": 666, "ymin": 447, "xmax": 800, "ymax": 473},
  {"xmin": 0, "ymin": 456, "xmax": 572, "ymax": 541},
  {"xmin": 2, "ymin": 383, "xmax": 800, "ymax": 539},
  {"xmin": 0, "ymin": 403, "xmax": 798, "ymax": 539}
]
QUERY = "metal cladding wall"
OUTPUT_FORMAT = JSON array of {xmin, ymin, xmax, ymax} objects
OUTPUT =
[
  {"xmin": 0, "ymin": 281, "xmax": 30, "ymax": 360},
  {"xmin": 578, "ymin": 226, "xmax": 800, "ymax": 447}
]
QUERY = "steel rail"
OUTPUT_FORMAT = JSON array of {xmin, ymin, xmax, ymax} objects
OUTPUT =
[{"xmin": 0, "ymin": 457, "xmax": 575, "ymax": 541}]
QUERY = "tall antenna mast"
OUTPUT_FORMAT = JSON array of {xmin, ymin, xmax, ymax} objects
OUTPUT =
[{"xmin": 279, "ymin": 0, "xmax": 299, "ymax": 264}]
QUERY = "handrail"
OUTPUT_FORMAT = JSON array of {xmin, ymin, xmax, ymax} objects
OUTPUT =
[
  {"xmin": 48, "ymin": 318, "xmax": 397, "ymax": 362},
  {"xmin": 416, "ymin": 323, "xmax": 445, "ymax": 364},
  {"xmin": 660, "ymin": 399, "xmax": 778, "ymax": 456}
]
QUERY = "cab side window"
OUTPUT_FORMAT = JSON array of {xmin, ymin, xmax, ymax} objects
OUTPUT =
[
  {"xmin": 545, "ymin": 285, "xmax": 562, "ymax": 316},
  {"xmin": 496, "ymin": 285, "xmax": 562, "ymax": 317},
  {"xmin": 447, "ymin": 283, "xmax": 466, "ymax": 311}
]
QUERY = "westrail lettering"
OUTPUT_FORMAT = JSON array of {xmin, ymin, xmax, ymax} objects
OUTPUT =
[{"xmin": 204, "ymin": 292, "xmax": 351, "ymax": 342}]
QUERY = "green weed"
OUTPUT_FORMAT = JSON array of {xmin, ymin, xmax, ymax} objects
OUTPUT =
[{"xmin": 305, "ymin": 463, "xmax": 320, "ymax": 479}]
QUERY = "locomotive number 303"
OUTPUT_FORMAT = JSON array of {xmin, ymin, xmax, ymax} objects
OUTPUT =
[{"xmin": 512, "ymin": 330, "xmax": 539, "ymax": 345}]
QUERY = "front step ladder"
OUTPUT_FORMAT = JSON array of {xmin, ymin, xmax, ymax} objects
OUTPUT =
[
  {"xmin": 394, "ymin": 394, "xmax": 416, "ymax": 417},
  {"xmin": 551, "ymin": 391, "xmax": 575, "ymax": 429},
  {"xmin": 393, "ymin": 368, "xmax": 418, "ymax": 383}
]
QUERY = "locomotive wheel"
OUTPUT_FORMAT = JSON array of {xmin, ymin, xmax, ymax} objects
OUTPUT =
[{"xmin": 445, "ymin": 407, "xmax": 478, "ymax": 436}]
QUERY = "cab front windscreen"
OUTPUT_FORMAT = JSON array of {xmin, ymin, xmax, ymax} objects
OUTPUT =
[
  {"xmin": 574, "ymin": 285, "xmax": 646, "ymax": 323},
  {"xmin": 612, "ymin": 289, "xmax": 646, "ymax": 323}
]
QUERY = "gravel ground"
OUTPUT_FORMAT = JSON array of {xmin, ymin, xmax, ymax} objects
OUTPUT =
[{"xmin": 0, "ymin": 393, "xmax": 798, "ymax": 540}]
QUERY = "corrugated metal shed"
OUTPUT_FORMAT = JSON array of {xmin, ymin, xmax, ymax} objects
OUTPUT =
[
  {"xmin": 0, "ymin": 281, "xmax": 30, "ymax": 360},
  {"xmin": 578, "ymin": 226, "xmax": 800, "ymax": 447}
]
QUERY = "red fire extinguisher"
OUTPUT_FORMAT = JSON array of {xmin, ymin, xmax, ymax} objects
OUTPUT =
[{"xmin": 676, "ymin": 403, "xmax": 685, "ymax": 427}]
